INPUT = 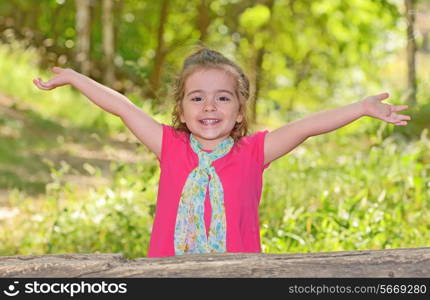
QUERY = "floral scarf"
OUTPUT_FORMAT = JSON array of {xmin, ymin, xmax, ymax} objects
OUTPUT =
[{"xmin": 174, "ymin": 134, "xmax": 234, "ymax": 255}]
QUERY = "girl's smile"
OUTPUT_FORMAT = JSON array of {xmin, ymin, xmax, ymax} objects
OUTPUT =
[
  {"xmin": 199, "ymin": 119, "xmax": 221, "ymax": 126},
  {"xmin": 180, "ymin": 68, "xmax": 243, "ymax": 150}
]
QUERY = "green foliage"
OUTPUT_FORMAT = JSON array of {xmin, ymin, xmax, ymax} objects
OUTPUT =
[
  {"xmin": 239, "ymin": 4, "xmax": 271, "ymax": 33},
  {"xmin": 0, "ymin": 42, "xmax": 169, "ymax": 134},
  {"xmin": 1, "ymin": 158, "xmax": 158, "ymax": 258},
  {"xmin": 395, "ymin": 104, "xmax": 430, "ymax": 140},
  {"xmin": 260, "ymin": 127, "xmax": 430, "ymax": 253}
]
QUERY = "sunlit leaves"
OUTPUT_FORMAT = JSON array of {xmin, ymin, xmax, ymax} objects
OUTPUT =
[{"xmin": 239, "ymin": 4, "xmax": 271, "ymax": 33}]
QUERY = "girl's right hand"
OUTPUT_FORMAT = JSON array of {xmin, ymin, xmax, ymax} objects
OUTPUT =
[{"xmin": 33, "ymin": 67, "xmax": 76, "ymax": 90}]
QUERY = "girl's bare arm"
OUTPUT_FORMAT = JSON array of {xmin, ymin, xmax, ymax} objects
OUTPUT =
[
  {"xmin": 264, "ymin": 93, "xmax": 411, "ymax": 165},
  {"xmin": 33, "ymin": 67, "xmax": 162, "ymax": 158}
]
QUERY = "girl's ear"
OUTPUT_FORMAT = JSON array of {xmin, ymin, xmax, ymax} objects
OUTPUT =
[
  {"xmin": 178, "ymin": 102, "xmax": 186, "ymax": 123},
  {"xmin": 236, "ymin": 113, "xmax": 243, "ymax": 123}
]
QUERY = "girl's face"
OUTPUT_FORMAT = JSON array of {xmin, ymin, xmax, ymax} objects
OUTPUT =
[{"xmin": 180, "ymin": 68, "xmax": 243, "ymax": 150}]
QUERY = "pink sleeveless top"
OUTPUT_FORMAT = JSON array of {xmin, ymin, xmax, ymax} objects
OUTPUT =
[{"xmin": 148, "ymin": 124, "xmax": 270, "ymax": 257}]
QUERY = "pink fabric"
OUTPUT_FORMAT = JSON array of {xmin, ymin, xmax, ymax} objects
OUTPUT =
[{"xmin": 148, "ymin": 124, "xmax": 270, "ymax": 258}]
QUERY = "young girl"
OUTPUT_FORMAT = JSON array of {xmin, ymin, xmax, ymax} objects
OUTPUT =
[{"xmin": 33, "ymin": 48, "xmax": 411, "ymax": 258}]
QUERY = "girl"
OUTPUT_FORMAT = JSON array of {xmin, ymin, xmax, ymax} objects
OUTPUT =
[{"xmin": 33, "ymin": 48, "xmax": 411, "ymax": 258}]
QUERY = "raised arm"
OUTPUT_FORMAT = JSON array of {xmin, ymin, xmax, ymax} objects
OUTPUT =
[
  {"xmin": 33, "ymin": 67, "xmax": 162, "ymax": 158},
  {"xmin": 264, "ymin": 93, "xmax": 411, "ymax": 165}
]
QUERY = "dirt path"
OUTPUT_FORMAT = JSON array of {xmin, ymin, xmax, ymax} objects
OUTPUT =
[{"xmin": 0, "ymin": 92, "xmax": 151, "ymax": 204}]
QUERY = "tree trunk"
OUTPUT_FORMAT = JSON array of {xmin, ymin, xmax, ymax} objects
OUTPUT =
[
  {"xmin": 405, "ymin": 0, "xmax": 417, "ymax": 106},
  {"xmin": 49, "ymin": 3, "xmax": 66, "ymax": 43},
  {"xmin": 249, "ymin": 0, "xmax": 275, "ymax": 123},
  {"xmin": 196, "ymin": 0, "xmax": 211, "ymax": 43},
  {"xmin": 286, "ymin": 50, "xmax": 313, "ymax": 112},
  {"xmin": 1, "ymin": 248, "xmax": 430, "ymax": 277},
  {"xmin": 148, "ymin": 0, "xmax": 170, "ymax": 101},
  {"xmin": 422, "ymin": 32, "xmax": 430, "ymax": 52},
  {"xmin": 417, "ymin": 0, "xmax": 430, "ymax": 53},
  {"xmin": 11, "ymin": 0, "xmax": 24, "ymax": 29},
  {"xmin": 102, "ymin": 0, "xmax": 115, "ymax": 87},
  {"xmin": 251, "ymin": 48, "xmax": 265, "ymax": 123},
  {"xmin": 26, "ymin": 3, "xmax": 40, "ymax": 33},
  {"xmin": 75, "ymin": 0, "xmax": 91, "ymax": 76}
]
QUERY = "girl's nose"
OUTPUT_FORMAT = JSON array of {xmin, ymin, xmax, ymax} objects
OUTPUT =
[{"xmin": 203, "ymin": 98, "xmax": 217, "ymax": 111}]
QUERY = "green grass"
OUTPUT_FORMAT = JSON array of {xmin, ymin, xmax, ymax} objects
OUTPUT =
[{"xmin": 0, "ymin": 41, "xmax": 429, "ymax": 259}]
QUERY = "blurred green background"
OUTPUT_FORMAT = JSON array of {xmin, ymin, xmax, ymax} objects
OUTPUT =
[{"xmin": 0, "ymin": 0, "xmax": 429, "ymax": 258}]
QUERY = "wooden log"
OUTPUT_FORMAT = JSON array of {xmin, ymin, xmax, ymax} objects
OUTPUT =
[{"xmin": 1, "ymin": 247, "xmax": 429, "ymax": 278}]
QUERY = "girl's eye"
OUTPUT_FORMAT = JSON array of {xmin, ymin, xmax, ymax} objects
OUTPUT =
[
  {"xmin": 191, "ymin": 97, "xmax": 202, "ymax": 102},
  {"xmin": 218, "ymin": 96, "xmax": 230, "ymax": 102}
]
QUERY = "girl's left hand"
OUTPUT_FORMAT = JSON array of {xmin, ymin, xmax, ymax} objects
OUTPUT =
[{"xmin": 361, "ymin": 93, "xmax": 411, "ymax": 126}]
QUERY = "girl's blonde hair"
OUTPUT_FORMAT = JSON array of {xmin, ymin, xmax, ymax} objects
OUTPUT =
[{"xmin": 171, "ymin": 47, "xmax": 250, "ymax": 142}]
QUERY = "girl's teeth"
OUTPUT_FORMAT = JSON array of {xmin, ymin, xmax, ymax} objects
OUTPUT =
[{"xmin": 201, "ymin": 120, "xmax": 219, "ymax": 124}]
